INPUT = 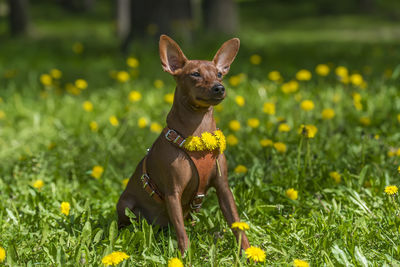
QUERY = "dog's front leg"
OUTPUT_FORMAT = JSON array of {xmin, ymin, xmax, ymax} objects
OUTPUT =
[
  {"xmin": 165, "ymin": 193, "xmax": 190, "ymax": 254},
  {"xmin": 213, "ymin": 155, "xmax": 250, "ymax": 250}
]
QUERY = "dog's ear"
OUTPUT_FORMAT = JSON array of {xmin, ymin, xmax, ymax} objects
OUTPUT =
[
  {"xmin": 213, "ymin": 38, "xmax": 240, "ymax": 75},
  {"xmin": 159, "ymin": 35, "xmax": 188, "ymax": 75}
]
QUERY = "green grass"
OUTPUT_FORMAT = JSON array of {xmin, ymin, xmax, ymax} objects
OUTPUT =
[{"xmin": 1, "ymin": 4, "xmax": 400, "ymax": 266}]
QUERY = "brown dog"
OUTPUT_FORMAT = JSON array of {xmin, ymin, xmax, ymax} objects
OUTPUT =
[{"xmin": 117, "ymin": 35, "xmax": 250, "ymax": 254}]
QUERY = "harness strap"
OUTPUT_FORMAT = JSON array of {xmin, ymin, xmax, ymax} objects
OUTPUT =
[
  {"xmin": 140, "ymin": 127, "xmax": 217, "ymax": 211},
  {"xmin": 140, "ymin": 156, "xmax": 164, "ymax": 203},
  {"xmin": 163, "ymin": 127, "xmax": 217, "ymax": 211}
]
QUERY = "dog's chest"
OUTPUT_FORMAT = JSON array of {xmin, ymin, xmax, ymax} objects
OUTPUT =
[{"xmin": 187, "ymin": 151, "xmax": 218, "ymax": 195}]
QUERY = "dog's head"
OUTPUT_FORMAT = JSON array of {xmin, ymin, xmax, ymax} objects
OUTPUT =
[{"xmin": 159, "ymin": 35, "xmax": 240, "ymax": 108}]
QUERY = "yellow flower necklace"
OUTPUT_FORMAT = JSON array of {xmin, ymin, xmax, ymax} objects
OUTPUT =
[{"xmin": 184, "ymin": 130, "xmax": 226, "ymax": 154}]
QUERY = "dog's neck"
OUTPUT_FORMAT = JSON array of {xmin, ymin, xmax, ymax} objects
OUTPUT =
[{"xmin": 166, "ymin": 86, "xmax": 217, "ymax": 137}]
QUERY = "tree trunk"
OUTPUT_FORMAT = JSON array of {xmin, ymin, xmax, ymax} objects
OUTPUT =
[
  {"xmin": 203, "ymin": 0, "xmax": 238, "ymax": 34},
  {"xmin": 117, "ymin": 0, "xmax": 131, "ymax": 40},
  {"xmin": 359, "ymin": 0, "xmax": 374, "ymax": 13},
  {"xmin": 8, "ymin": 0, "xmax": 30, "ymax": 36},
  {"xmin": 121, "ymin": 0, "xmax": 193, "ymax": 53}
]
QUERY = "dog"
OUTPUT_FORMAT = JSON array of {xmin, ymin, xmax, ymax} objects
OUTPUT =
[{"xmin": 117, "ymin": 34, "xmax": 250, "ymax": 254}]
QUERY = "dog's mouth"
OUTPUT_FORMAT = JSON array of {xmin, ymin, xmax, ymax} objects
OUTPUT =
[{"xmin": 196, "ymin": 97, "xmax": 225, "ymax": 105}]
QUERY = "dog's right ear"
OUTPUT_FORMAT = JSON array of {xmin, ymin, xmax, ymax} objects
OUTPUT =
[{"xmin": 159, "ymin": 35, "xmax": 188, "ymax": 75}]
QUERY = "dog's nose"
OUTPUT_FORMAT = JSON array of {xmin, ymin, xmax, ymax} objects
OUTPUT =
[{"xmin": 211, "ymin": 84, "xmax": 225, "ymax": 96}]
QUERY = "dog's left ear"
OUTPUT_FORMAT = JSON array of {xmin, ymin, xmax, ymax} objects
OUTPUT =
[
  {"xmin": 159, "ymin": 35, "xmax": 188, "ymax": 75},
  {"xmin": 213, "ymin": 38, "xmax": 240, "ymax": 75}
]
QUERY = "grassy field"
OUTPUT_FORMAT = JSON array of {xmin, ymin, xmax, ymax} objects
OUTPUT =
[{"xmin": 1, "ymin": 4, "xmax": 400, "ymax": 266}]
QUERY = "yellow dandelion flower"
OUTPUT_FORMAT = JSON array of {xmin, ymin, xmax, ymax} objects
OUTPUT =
[
  {"xmin": 82, "ymin": 101, "xmax": 93, "ymax": 112},
  {"xmin": 234, "ymin": 165, "xmax": 247, "ymax": 174},
  {"xmin": 321, "ymin": 108, "xmax": 335, "ymax": 120},
  {"xmin": 374, "ymin": 134, "xmax": 380, "ymax": 140},
  {"xmin": 138, "ymin": 117, "xmax": 148, "ymax": 128},
  {"xmin": 315, "ymin": 64, "xmax": 330, "ymax": 76},
  {"xmin": 146, "ymin": 23, "xmax": 158, "ymax": 35},
  {"xmin": 397, "ymin": 148, "xmax": 400, "ymax": 156},
  {"xmin": 296, "ymin": 69, "xmax": 312, "ymax": 81},
  {"xmin": 226, "ymin": 134, "xmax": 238, "ymax": 146},
  {"xmin": 286, "ymin": 188, "xmax": 298, "ymax": 200},
  {"xmin": 129, "ymin": 91, "xmax": 142, "ymax": 102},
  {"xmin": 247, "ymin": 118, "xmax": 260, "ymax": 128},
  {"xmin": 184, "ymin": 136, "xmax": 203, "ymax": 151},
  {"xmin": 300, "ymin": 100, "xmax": 314, "ymax": 111},
  {"xmin": 33, "ymin": 179, "xmax": 44, "ymax": 190},
  {"xmin": 329, "ymin": 171, "xmax": 341, "ymax": 184},
  {"xmin": 335, "ymin": 66, "xmax": 348, "ymax": 78},
  {"xmin": 214, "ymin": 104, "xmax": 223, "ymax": 112},
  {"xmin": 168, "ymin": 257, "xmax": 184, "ymax": 267},
  {"xmin": 214, "ymin": 130, "xmax": 226, "ymax": 153},
  {"xmin": 354, "ymin": 101, "xmax": 363, "ymax": 111},
  {"xmin": 126, "ymin": 57, "xmax": 139, "ymax": 68},
  {"xmin": 60, "ymin": 202, "xmax": 70, "ymax": 216},
  {"xmin": 333, "ymin": 93, "xmax": 341, "ymax": 103},
  {"xmin": 72, "ymin": 42, "xmax": 84, "ymax": 54},
  {"xmin": 122, "ymin": 178, "xmax": 129, "ymax": 187},
  {"xmin": 360, "ymin": 117, "xmax": 371, "ymax": 126},
  {"xmin": 229, "ymin": 75, "xmax": 241, "ymax": 87},
  {"xmin": 150, "ymin": 122, "xmax": 162, "ymax": 133},
  {"xmin": 3, "ymin": 69, "xmax": 17, "ymax": 79},
  {"xmin": 91, "ymin": 165, "xmax": 104, "ymax": 179},
  {"xmin": 245, "ymin": 246, "xmax": 266, "ymax": 262},
  {"xmin": 235, "ymin": 95, "xmax": 245, "ymax": 107},
  {"xmin": 201, "ymin": 132, "xmax": 218, "ymax": 150},
  {"xmin": 101, "ymin": 251, "xmax": 129, "ymax": 266},
  {"xmin": 397, "ymin": 114, "xmax": 400, "ymax": 123},
  {"xmin": 65, "ymin": 83, "xmax": 80, "ymax": 95},
  {"xmin": 164, "ymin": 93, "xmax": 174, "ymax": 104},
  {"xmin": 229, "ymin": 120, "xmax": 241, "ymax": 131},
  {"xmin": 260, "ymin": 139, "xmax": 273, "ymax": 147},
  {"xmin": 154, "ymin": 79, "xmax": 164, "ymax": 88},
  {"xmin": 48, "ymin": 142, "xmax": 56, "ymax": 150},
  {"xmin": 278, "ymin": 123, "xmax": 291, "ymax": 132},
  {"xmin": 384, "ymin": 68, "xmax": 392, "ymax": 79},
  {"xmin": 298, "ymin": 124, "xmax": 318, "ymax": 138},
  {"xmin": 294, "ymin": 93, "xmax": 302, "ymax": 102},
  {"xmin": 90, "ymin": 121, "xmax": 99, "ymax": 132},
  {"xmin": 116, "ymin": 71, "xmax": 130, "ymax": 83},
  {"xmin": 263, "ymin": 102, "xmax": 276, "ymax": 115},
  {"xmin": 293, "ymin": 259, "xmax": 310, "ymax": 267},
  {"xmin": 40, "ymin": 74, "xmax": 52, "ymax": 86},
  {"xmin": 75, "ymin": 79, "xmax": 88, "ymax": 90},
  {"xmin": 50, "ymin": 69, "xmax": 62, "ymax": 79},
  {"xmin": 350, "ymin": 74, "xmax": 363, "ymax": 86},
  {"xmin": 268, "ymin": 71, "xmax": 281, "ymax": 81},
  {"xmin": 0, "ymin": 247, "xmax": 5, "ymax": 263},
  {"xmin": 109, "ymin": 116, "xmax": 119, "ymax": 127},
  {"xmin": 274, "ymin": 142, "xmax": 287, "ymax": 153},
  {"xmin": 281, "ymin": 80, "xmax": 299, "ymax": 94},
  {"xmin": 384, "ymin": 185, "xmax": 398, "ymax": 195},
  {"xmin": 352, "ymin": 92, "xmax": 362, "ymax": 102},
  {"xmin": 250, "ymin": 54, "xmax": 261, "ymax": 65},
  {"xmin": 0, "ymin": 110, "xmax": 6, "ymax": 120},
  {"xmin": 231, "ymin": 221, "xmax": 249, "ymax": 231}
]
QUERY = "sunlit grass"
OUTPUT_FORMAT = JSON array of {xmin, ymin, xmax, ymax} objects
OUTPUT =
[{"xmin": 1, "ymin": 8, "xmax": 400, "ymax": 266}]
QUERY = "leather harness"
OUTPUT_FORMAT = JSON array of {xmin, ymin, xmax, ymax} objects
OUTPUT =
[{"xmin": 140, "ymin": 127, "xmax": 219, "ymax": 211}]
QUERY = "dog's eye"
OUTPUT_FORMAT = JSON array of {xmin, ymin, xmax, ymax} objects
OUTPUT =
[
  {"xmin": 191, "ymin": 72, "xmax": 201, "ymax": 77},
  {"xmin": 217, "ymin": 72, "xmax": 222, "ymax": 78}
]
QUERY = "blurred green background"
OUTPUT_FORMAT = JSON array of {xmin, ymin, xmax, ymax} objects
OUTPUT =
[{"xmin": 1, "ymin": 0, "xmax": 400, "ymax": 88}]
